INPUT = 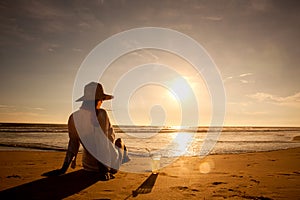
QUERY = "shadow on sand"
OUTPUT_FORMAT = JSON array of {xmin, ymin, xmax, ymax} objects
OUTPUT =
[
  {"xmin": 0, "ymin": 170, "xmax": 102, "ymax": 199},
  {"xmin": 124, "ymin": 173, "xmax": 158, "ymax": 199}
]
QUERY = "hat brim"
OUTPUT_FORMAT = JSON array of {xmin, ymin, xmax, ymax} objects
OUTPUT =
[{"xmin": 76, "ymin": 94, "xmax": 114, "ymax": 102}]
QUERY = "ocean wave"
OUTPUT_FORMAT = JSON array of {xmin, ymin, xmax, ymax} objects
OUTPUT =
[
  {"xmin": 1, "ymin": 123, "xmax": 300, "ymax": 134},
  {"xmin": 0, "ymin": 143, "xmax": 66, "ymax": 152},
  {"xmin": 1, "ymin": 123, "xmax": 300, "ymax": 157}
]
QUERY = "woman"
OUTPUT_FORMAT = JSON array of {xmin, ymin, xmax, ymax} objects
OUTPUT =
[{"xmin": 44, "ymin": 82, "xmax": 129, "ymax": 180}]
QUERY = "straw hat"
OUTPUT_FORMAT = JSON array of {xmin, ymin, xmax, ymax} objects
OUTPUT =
[{"xmin": 76, "ymin": 82, "xmax": 113, "ymax": 102}]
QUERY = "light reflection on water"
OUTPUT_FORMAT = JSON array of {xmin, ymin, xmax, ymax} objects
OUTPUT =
[{"xmin": 0, "ymin": 124, "xmax": 300, "ymax": 157}]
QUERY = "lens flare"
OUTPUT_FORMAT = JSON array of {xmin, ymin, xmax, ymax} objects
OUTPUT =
[
  {"xmin": 199, "ymin": 159, "xmax": 215, "ymax": 174},
  {"xmin": 73, "ymin": 27, "xmax": 225, "ymax": 173}
]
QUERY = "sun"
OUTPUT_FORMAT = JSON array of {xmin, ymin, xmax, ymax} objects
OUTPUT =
[{"xmin": 169, "ymin": 77, "xmax": 193, "ymax": 102}]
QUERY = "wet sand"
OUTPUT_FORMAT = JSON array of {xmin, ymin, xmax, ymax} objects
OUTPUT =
[{"xmin": 0, "ymin": 148, "xmax": 299, "ymax": 199}]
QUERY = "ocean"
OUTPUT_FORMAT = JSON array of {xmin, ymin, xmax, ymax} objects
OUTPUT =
[{"xmin": 0, "ymin": 123, "xmax": 300, "ymax": 158}]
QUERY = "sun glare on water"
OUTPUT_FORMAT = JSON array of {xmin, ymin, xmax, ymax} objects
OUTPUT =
[{"xmin": 170, "ymin": 132, "xmax": 194, "ymax": 156}]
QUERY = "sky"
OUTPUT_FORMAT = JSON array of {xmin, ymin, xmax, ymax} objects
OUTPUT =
[{"xmin": 0, "ymin": 0, "xmax": 299, "ymax": 126}]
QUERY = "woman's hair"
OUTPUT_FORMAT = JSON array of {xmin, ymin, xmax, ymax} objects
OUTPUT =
[{"xmin": 81, "ymin": 100, "xmax": 99, "ymax": 111}]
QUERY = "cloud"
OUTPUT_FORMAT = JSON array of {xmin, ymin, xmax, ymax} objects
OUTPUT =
[
  {"xmin": 78, "ymin": 22, "xmax": 91, "ymax": 29},
  {"xmin": 228, "ymin": 102, "xmax": 250, "ymax": 107},
  {"xmin": 5, "ymin": 112, "xmax": 41, "ymax": 117},
  {"xmin": 250, "ymin": 0, "xmax": 273, "ymax": 12},
  {"xmin": 24, "ymin": 106, "xmax": 45, "ymax": 111},
  {"xmin": 244, "ymin": 111, "xmax": 268, "ymax": 115},
  {"xmin": 22, "ymin": 1, "xmax": 72, "ymax": 21},
  {"xmin": 0, "ymin": 1, "xmax": 67, "ymax": 49},
  {"xmin": 127, "ymin": 41, "xmax": 159, "ymax": 62},
  {"xmin": 0, "ymin": 105, "xmax": 45, "ymax": 111},
  {"xmin": 247, "ymin": 92, "xmax": 300, "ymax": 106},
  {"xmin": 223, "ymin": 73, "xmax": 254, "ymax": 83},
  {"xmin": 201, "ymin": 16, "xmax": 223, "ymax": 21},
  {"xmin": 239, "ymin": 73, "xmax": 253, "ymax": 77},
  {"xmin": 72, "ymin": 48, "xmax": 83, "ymax": 52},
  {"xmin": 0, "ymin": 104, "xmax": 15, "ymax": 109},
  {"xmin": 0, "ymin": 1, "xmax": 104, "ymax": 49},
  {"xmin": 37, "ymin": 43, "xmax": 61, "ymax": 53},
  {"xmin": 223, "ymin": 76, "xmax": 233, "ymax": 82}
]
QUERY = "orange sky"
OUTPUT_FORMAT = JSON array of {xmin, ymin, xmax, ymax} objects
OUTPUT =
[{"xmin": 0, "ymin": 0, "xmax": 299, "ymax": 126}]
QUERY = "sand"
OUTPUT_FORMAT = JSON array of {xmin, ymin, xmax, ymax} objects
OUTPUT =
[{"xmin": 0, "ymin": 148, "xmax": 299, "ymax": 199}]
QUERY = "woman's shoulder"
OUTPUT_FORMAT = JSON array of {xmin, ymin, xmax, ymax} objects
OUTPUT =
[
  {"xmin": 97, "ymin": 108, "xmax": 108, "ymax": 117},
  {"xmin": 68, "ymin": 110, "xmax": 84, "ymax": 118}
]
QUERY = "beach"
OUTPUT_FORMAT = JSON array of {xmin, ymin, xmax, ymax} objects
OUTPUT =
[{"xmin": 0, "ymin": 148, "xmax": 299, "ymax": 199}]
